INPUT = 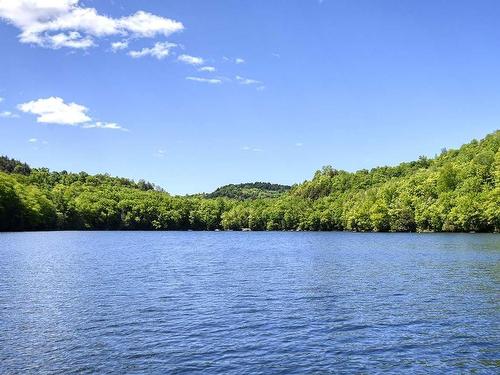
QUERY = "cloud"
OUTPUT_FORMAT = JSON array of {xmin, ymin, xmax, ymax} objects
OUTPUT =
[
  {"xmin": 223, "ymin": 56, "xmax": 245, "ymax": 64},
  {"xmin": 295, "ymin": 142, "xmax": 303, "ymax": 147},
  {"xmin": 18, "ymin": 96, "xmax": 123, "ymax": 130},
  {"xmin": 178, "ymin": 54, "xmax": 204, "ymax": 65},
  {"xmin": 0, "ymin": 110, "xmax": 19, "ymax": 118},
  {"xmin": 186, "ymin": 76, "xmax": 222, "ymax": 84},
  {"xmin": 236, "ymin": 75, "xmax": 261, "ymax": 85},
  {"xmin": 0, "ymin": 97, "xmax": 3, "ymax": 102},
  {"xmin": 156, "ymin": 149, "xmax": 166, "ymax": 158},
  {"xmin": 128, "ymin": 41, "xmax": 176, "ymax": 59},
  {"xmin": 118, "ymin": 10, "xmax": 183, "ymax": 38},
  {"xmin": 0, "ymin": 1, "xmax": 184, "ymax": 49},
  {"xmin": 82, "ymin": 121, "xmax": 127, "ymax": 131},
  {"xmin": 111, "ymin": 40, "xmax": 128, "ymax": 51},
  {"xmin": 18, "ymin": 96, "xmax": 90, "ymax": 125},
  {"xmin": 28, "ymin": 138, "xmax": 49, "ymax": 150},
  {"xmin": 49, "ymin": 31, "xmax": 94, "ymax": 49},
  {"xmin": 198, "ymin": 66, "xmax": 215, "ymax": 72}
]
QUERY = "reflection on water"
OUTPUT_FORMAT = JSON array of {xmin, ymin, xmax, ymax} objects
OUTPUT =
[{"xmin": 0, "ymin": 232, "xmax": 499, "ymax": 373}]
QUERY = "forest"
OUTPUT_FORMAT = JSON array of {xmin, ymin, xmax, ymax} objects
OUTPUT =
[
  {"xmin": 205, "ymin": 182, "xmax": 291, "ymax": 200},
  {"xmin": 0, "ymin": 131, "xmax": 498, "ymax": 232}
]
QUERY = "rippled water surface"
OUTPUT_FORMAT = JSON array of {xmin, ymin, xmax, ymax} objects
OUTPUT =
[{"xmin": 0, "ymin": 232, "xmax": 499, "ymax": 374}]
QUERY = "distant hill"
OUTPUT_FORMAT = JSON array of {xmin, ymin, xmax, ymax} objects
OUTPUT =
[{"xmin": 206, "ymin": 182, "xmax": 291, "ymax": 200}]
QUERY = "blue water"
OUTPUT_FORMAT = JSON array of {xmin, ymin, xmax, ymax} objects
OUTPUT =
[{"xmin": 0, "ymin": 232, "xmax": 498, "ymax": 374}]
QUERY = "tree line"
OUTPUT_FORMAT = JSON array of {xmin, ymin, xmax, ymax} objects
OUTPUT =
[{"xmin": 0, "ymin": 131, "xmax": 498, "ymax": 232}]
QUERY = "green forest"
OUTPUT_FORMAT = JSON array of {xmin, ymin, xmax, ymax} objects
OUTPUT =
[
  {"xmin": 205, "ymin": 182, "xmax": 291, "ymax": 200},
  {"xmin": 1, "ymin": 131, "xmax": 499, "ymax": 232}
]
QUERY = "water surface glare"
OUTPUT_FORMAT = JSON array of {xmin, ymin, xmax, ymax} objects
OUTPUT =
[{"xmin": 0, "ymin": 232, "xmax": 499, "ymax": 374}]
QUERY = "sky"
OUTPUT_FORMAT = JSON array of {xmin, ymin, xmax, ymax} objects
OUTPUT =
[{"xmin": 0, "ymin": 0, "xmax": 499, "ymax": 195}]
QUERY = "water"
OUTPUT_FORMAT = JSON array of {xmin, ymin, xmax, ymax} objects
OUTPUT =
[{"xmin": 0, "ymin": 232, "xmax": 498, "ymax": 374}]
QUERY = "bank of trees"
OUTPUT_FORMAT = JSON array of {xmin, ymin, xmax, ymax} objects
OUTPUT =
[
  {"xmin": 206, "ymin": 182, "xmax": 291, "ymax": 200},
  {"xmin": 0, "ymin": 131, "xmax": 498, "ymax": 232}
]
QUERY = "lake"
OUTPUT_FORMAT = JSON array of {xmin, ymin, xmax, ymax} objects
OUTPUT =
[{"xmin": 0, "ymin": 232, "xmax": 498, "ymax": 373}]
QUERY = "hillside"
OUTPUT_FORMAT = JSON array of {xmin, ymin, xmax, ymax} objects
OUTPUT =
[
  {"xmin": 0, "ymin": 130, "xmax": 498, "ymax": 232},
  {"xmin": 206, "ymin": 182, "xmax": 291, "ymax": 200}
]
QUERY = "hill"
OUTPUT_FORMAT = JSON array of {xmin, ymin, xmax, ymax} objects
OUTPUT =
[
  {"xmin": 0, "ymin": 130, "xmax": 498, "ymax": 232},
  {"xmin": 206, "ymin": 182, "xmax": 291, "ymax": 200}
]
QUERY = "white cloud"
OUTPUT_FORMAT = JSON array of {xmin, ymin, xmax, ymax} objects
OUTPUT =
[
  {"xmin": 0, "ymin": 97, "xmax": 3, "ymax": 102},
  {"xmin": 49, "ymin": 31, "xmax": 94, "ymax": 49},
  {"xmin": 18, "ymin": 96, "xmax": 90, "ymax": 125},
  {"xmin": 256, "ymin": 85, "xmax": 266, "ymax": 91},
  {"xmin": 0, "ymin": 110, "xmax": 19, "ymax": 118},
  {"xmin": 18, "ymin": 96, "xmax": 124, "ymax": 130},
  {"xmin": 223, "ymin": 56, "xmax": 245, "ymax": 64},
  {"xmin": 178, "ymin": 54, "xmax": 204, "ymax": 65},
  {"xmin": 28, "ymin": 137, "xmax": 48, "ymax": 148},
  {"xmin": 118, "ymin": 11, "xmax": 183, "ymax": 38},
  {"xmin": 111, "ymin": 40, "xmax": 128, "ymax": 51},
  {"xmin": 82, "ymin": 121, "xmax": 127, "ymax": 131},
  {"xmin": 128, "ymin": 42, "xmax": 176, "ymax": 59},
  {"xmin": 198, "ymin": 66, "xmax": 215, "ymax": 72},
  {"xmin": 236, "ymin": 75, "xmax": 261, "ymax": 85},
  {"xmin": 295, "ymin": 142, "xmax": 303, "ymax": 147},
  {"xmin": 0, "ymin": 1, "xmax": 184, "ymax": 49},
  {"xmin": 156, "ymin": 149, "xmax": 166, "ymax": 158},
  {"xmin": 186, "ymin": 76, "xmax": 222, "ymax": 84}
]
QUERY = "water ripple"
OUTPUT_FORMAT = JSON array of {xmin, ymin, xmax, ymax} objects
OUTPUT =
[{"xmin": 0, "ymin": 231, "xmax": 499, "ymax": 374}]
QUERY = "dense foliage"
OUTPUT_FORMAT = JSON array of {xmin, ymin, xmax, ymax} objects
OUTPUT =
[
  {"xmin": 205, "ymin": 182, "xmax": 291, "ymax": 200},
  {"xmin": 0, "ymin": 131, "xmax": 498, "ymax": 232}
]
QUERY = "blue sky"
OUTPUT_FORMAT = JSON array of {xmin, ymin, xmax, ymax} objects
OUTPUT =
[{"xmin": 0, "ymin": 0, "xmax": 499, "ymax": 194}]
